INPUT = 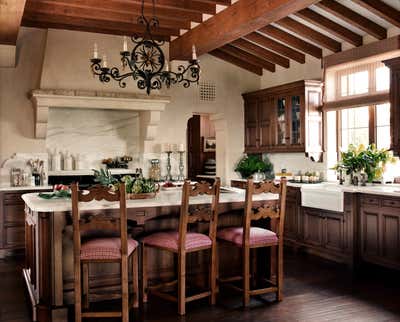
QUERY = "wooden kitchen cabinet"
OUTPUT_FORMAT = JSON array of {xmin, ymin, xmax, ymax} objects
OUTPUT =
[
  {"xmin": 360, "ymin": 194, "xmax": 400, "ymax": 270},
  {"xmin": 242, "ymin": 80, "xmax": 323, "ymax": 157},
  {"xmin": 383, "ymin": 57, "xmax": 400, "ymax": 155},
  {"xmin": 0, "ymin": 189, "xmax": 51, "ymax": 258}
]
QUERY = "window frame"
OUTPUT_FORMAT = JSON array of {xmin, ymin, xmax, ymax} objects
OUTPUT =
[{"xmin": 336, "ymin": 102, "xmax": 390, "ymax": 155}]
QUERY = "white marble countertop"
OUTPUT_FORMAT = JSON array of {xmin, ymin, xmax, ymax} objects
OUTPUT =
[
  {"xmin": 22, "ymin": 187, "xmax": 278, "ymax": 213},
  {"xmin": 300, "ymin": 182, "xmax": 400, "ymax": 197},
  {"xmin": 0, "ymin": 185, "xmax": 53, "ymax": 192},
  {"xmin": 48, "ymin": 169, "xmax": 136, "ymax": 176}
]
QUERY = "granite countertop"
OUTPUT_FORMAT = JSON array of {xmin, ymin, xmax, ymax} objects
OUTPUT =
[
  {"xmin": 22, "ymin": 187, "xmax": 279, "ymax": 213},
  {"xmin": 0, "ymin": 185, "xmax": 53, "ymax": 192}
]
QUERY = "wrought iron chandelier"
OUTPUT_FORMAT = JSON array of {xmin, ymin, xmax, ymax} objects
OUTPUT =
[{"xmin": 90, "ymin": 0, "xmax": 200, "ymax": 95}]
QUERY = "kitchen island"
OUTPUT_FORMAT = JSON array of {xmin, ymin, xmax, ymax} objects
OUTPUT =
[{"xmin": 22, "ymin": 188, "xmax": 279, "ymax": 322}]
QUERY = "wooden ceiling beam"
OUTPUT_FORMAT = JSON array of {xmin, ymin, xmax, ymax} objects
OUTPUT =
[
  {"xmin": 244, "ymin": 32, "xmax": 305, "ymax": 64},
  {"xmin": 25, "ymin": 0, "xmax": 203, "ymax": 24},
  {"xmin": 259, "ymin": 25, "xmax": 322, "ymax": 59},
  {"xmin": 21, "ymin": 13, "xmax": 180, "ymax": 37},
  {"xmin": 209, "ymin": 49, "xmax": 263, "ymax": 75},
  {"xmin": 276, "ymin": 17, "xmax": 342, "ymax": 52},
  {"xmin": 231, "ymin": 38, "xmax": 289, "ymax": 68},
  {"xmin": 315, "ymin": 0, "xmax": 386, "ymax": 40},
  {"xmin": 351, "ymin": 0, "xmax": 400, "ymax": 29},
  {"xmin": 219, "ymin": 44, "xmax": 275, "ymax": 72},
  {"xmin": 23, "ymin": 8, "xmax": 190, "ymax": 31},
  {"xmin": 169, "ymin": 0, "xmax": 319, "ymax": 60},
  {"xmin": 196, "ymin": 0, "xmax": 231, "ymax": 5},
  {"xmin": 141, "ymin": 0, "xmax": 216, "ymax": 14},
  {"xmin": 0, "ymin": 0, "xmax": 27, "ymax": 45},
  {"xmin": 21, "ymin": 18, "xmax": 172, "ymax": 41},
  {"xmin": 295, "ymin": 8, "xmax": 363, "ymax": 46}
]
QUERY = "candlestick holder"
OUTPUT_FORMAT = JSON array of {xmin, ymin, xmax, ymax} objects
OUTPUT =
[
  {"xmin": 165, "ymin": 151, "xmax": 173, "ymax": 181},
  {"xmin": 177, "ymin": 151, "xmax": 185, "ymax": 181}
]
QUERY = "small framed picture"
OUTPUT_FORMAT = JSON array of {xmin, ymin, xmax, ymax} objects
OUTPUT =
[{"xmin": 204, "ymin": 137, "xmax": 216, "ymax": 152}]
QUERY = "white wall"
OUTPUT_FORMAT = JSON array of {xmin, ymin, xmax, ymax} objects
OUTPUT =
[{"xmin": 0, "ymin": 27, "xmax": 260, "ymax": 183}]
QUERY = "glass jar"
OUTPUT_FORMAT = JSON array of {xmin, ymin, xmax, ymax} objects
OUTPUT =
[{"xmin": 149, "ymin": 159, "xmax": 161, "ymax": 181}]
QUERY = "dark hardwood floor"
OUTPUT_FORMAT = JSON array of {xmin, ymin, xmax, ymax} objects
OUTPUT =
[{"xmin": 1, "ymin": 251, "xmax": 400, "ymax": 322}]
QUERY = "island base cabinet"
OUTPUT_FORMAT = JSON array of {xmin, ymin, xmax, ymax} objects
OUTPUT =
[
  {"xmin": 360, "ymin": 195, "xmax": 400, "ymax": 270},
  {"xmin": 298, "ymin": 207, "xmax": 353, "ymax": 267}
]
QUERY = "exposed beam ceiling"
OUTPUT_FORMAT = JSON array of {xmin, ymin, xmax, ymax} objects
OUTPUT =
[
  {"xmin": 169, "ymin": 0, "xmax": 319, "ymax": 60},
  {"xmin": 14, "ymin": 0, "xmax": 399, "ymax": 75},
  {"xmin": 0, "ymin": 0, "xmax": 27, "ymax": 45},
  {"xmin": 219, "ymin": 45, "xmax": 276, "ymax": 72},
  {"xmin": 231, "ymin": 38, "xmax": 290, "ymax": 68},
  {"xmin": 315, "ymin": 0, "xmax": 387, "ymax": 40},
  {"xmin": 209, "ymin": 49, "xmax": 263, "ymax": 75},
  {"xmin": 351, "ymin": 0, "xmax": 400, "ymax": 29},
  {"xmin": 244, "ymin": 32, "xmax": 306, "ymax": 64},
  {"xmin": 259, "ymin": 25, "xmax": 322, "ymax": 59},
  {"xmin": 295, "ymin": 8, "xmax": 363, "ymax": 46},
  {"xmin": 276, "ymin": 17, "xmax": 342, "ymax": 53}
]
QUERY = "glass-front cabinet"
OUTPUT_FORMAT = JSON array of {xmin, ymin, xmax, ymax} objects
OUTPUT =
[{"xmin": 242, "ymin": 80, "xmax": 323, "ymax": 155}]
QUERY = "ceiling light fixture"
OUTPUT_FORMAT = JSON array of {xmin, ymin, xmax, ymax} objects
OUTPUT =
[{"xmin": 90, "ymin": 0, "xmax": 200, "ymax": 95}]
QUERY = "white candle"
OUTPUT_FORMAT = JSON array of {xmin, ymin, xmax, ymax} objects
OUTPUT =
[
  {"xmin": 192, "ymin": 44, "xmax": 197, "ymax": 60},
  {"xmin": 165, "ymin": 60, "xmax": 169, "ymax": 72},
  {"xmin": 178, "ymin": 143, "xmax": 185, "ymax": 152},
  {"xmin": 123, "ymin": 36, "xmax": 128, "ymax": 52},
  {"xmin": 102, "ymin": 55, "xmax": 107, "ymax": 68},
  {"xmin": 162, "ymin": 143, "xmax": 171, "ymax": 152},
  {"xmin": 93, "ymin": 43, "xmax": 98, "ymax": 59}
]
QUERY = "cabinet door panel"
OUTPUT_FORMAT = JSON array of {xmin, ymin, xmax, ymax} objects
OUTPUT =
[
  {"xmin": 258, "ymin": 97, "xmax": 274, "ymax": 149},
  {"xmin": 303, "ymin": 209, "xmax": 323, "ymax": 246},
  {"xmin": 284, "ymin": 198, "xmax": 298, "ymax": 241},
  {"xmin": 4, "ymin": 204, "xmax": 25, "ymax": 224},
  {"xmin": 325, "ymin": 214, "xmax": 344, "ymax": 252},
  {"xmin": 305, "ymin": 90, "xmax": 322, "ymax": 153},
  {"xmin": 290, "ymin": 94, "xmax": 302, "ymax": 145},
  {"xmin": 361, "ymin": 210, "xmax": 380, "ymax": 257},
  {"xmin": 4, "ymin": 226, "xmax": 25, "ymax": 248},
  {"xmin": 381, "ymin": 213, "xmax": 400, "ymax": 261},
  {"xmin": 275, "ymin": 96, "xmax": 288, "ymax": 147},
  {"xmin": 244, "ymin": 99, "xmax": 258, "ymax": 150}
]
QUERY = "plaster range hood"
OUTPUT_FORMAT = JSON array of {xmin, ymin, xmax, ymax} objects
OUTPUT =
[{"xmin": 29, "ymin": 89, "xmax": 170, "ymax": 152}]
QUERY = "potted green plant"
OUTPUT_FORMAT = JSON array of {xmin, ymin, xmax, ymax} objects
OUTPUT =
[
  {"xmin": 334, "ymin": 144, "xmax": 396, "ymax": 183},
  {"xmin": 235, "ymin": 154, "xmax": 273, "ymax": 179}
]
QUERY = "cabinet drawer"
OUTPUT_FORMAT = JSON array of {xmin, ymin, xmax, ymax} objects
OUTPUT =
[
  {"xmin": 360, "ymin": 195, "xmax": 380, "ymax": 207},
  {"xmin": 4, "ymin": 226, "xmax": 25, "ymax": 248},
  {"xmin": 4, "ymin": 204, "xmax": 25, "ymax": 224},
  {"xmin": 382, "ymin": 198, "xmax": 400, "ymax": 208},
  {"xmin": 4, "ymin": 193, "xmax": 24, "ymax": 205}
]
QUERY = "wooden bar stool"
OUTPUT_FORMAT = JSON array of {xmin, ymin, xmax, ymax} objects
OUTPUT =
[
  {"xmin": 71, "ymin": 183, "xmax": 139, "ymax": 322},
  {"xmin": 217, "ymin": 178, "xmax": 287, "ymax": 306},
  {"xmin": 141, "ymin": 178, "xmax": 221, "ymax": 315}
]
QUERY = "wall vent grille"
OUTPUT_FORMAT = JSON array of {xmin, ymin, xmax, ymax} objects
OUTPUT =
[{"xmin": 199, "ymin": 81, "xmax": 216, "ymax": 102}]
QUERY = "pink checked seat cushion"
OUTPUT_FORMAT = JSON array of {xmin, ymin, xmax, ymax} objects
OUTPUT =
[
  {"xmin": 217, "ymin": 227, "xmax": 278, "ymax": 246},
  {"xmin": 142, "ymin": 231, "xmax": 212, "ymax": 252},
  {"xmin": 80, "ymin": 237, "xmax": 139, "ymax": 260}
]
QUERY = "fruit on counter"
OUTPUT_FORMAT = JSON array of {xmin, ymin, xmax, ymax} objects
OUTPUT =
[
  {"xmin": 54, "ymin": 184, "xmax": 70, "ymax": 191},
  {"xmin": 162, "ymin": 181, "xmax": 174, "ymax": 188}
]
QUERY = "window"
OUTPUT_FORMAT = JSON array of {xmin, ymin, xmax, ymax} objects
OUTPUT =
[
  {"xmin": 340, "ymin": 106, "xmax": 369, "ymax": 149},
  {"xmin": 338, "ymin": 103, "xmax": 391, "ymax": 151}
]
